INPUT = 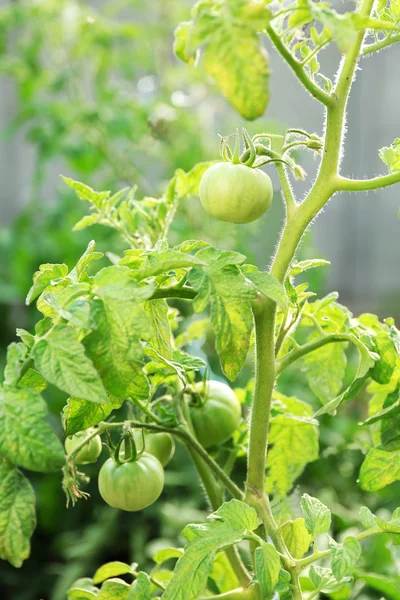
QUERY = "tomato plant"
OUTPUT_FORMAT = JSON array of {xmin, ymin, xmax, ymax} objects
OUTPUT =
[{"xmin": 1, "ymin": 1, "xmax": 400, "ymax": 599}]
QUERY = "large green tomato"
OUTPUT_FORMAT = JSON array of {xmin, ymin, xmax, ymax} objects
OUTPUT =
[
  {"xmin": 189, "ymin": 380, "xmax": 242, "ymax": 448},
  {"xmin": 65, "ymin": 428, "xmax": 102, "ymax": 465},
  {"xmin": 98, "ymin": 452, "xmax": 164, "ymax": 511},
  {"xmin": 133, "ymin": 431, "xmax": 175, "ymax": 467},
  {"xmin": 199, "ymin": 162, "xmax": 273, "ymax": 224}
]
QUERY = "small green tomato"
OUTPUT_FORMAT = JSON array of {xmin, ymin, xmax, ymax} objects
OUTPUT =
[
  {"xmin": 199, "ymin": 162, "xmax": 273, "ymax": 224},
  {"xmin": 65, "ymin": 428, "xmax": 102, "ymax": 465}
]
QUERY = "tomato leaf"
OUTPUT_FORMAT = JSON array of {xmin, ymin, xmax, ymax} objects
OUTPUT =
[
  {"xmin": 0, "ymin": 460, "xmax": 36, "ymax": 568},
  {"xmin": 32, "ymin": 324, "xmax": 108, "ymax": 404},
  {"xmin": 189, "ymin": 247, "xmax": 256, "ymax": 381},
  {"xmin": 0, "ymin": 386, "xmax": 65, "ymax": 472},
  {"xmin": 300, "ymin": 494, "xmax": 331, "ymax": 535},
  {"xmin": 280, "ymin": 518, "xmax": 312, "ymax": 559},
  {"xmin": 266, "ymin": 394, "xmax": 319, "ymax": 498},
  {"xmin": 162, "ymin": 500, "xmax": 258, "ymax": 600},
  {"xmin": 359, "ymin": 447, "xmax": 400, "ymax": 491},
  {"xmin": 254, "ymin": 543, "xmax": 281, "ymax": 597}
]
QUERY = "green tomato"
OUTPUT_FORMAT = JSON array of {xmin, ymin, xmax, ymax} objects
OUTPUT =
[
  {"xmin": 199, "ymin": 162, "xmax": 273, "ymax": 224},
  {"xmin": 98, "ymin": 452, "xmax": 164, "ymax": 512},
  {"xmin": 189, "ymin": 380, "xmax": 242, "ymax": 448},
  {"xmin": 133, "ymin": 431, "xmax": 175, "ymax": 467},
  {"xmin": 65, "ymin": 428, "xmax": 102, "ymax": 465}
]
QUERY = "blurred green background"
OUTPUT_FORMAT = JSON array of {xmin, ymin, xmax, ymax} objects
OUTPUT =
[{"xmin": 0, "ymin": 1, "xmax": 399, "ymax": 599}]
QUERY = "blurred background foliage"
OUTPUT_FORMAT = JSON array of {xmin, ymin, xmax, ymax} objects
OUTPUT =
[{"xmin": 0, "ymin": 1, "xmax": 398, "ymax": 599}]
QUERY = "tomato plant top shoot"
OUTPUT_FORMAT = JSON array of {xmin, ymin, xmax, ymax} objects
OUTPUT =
[{"xmin": 1, "ymin": 1, "xmax": 400, "ymax": 599}]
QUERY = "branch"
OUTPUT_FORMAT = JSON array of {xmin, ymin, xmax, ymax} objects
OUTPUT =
[
  {"xmin": 276, "ymin": 163, "xmax": 297, "ymax": 216},
  {"xmin": 265, "ymin": 25, "xmax": 334, "ymax": 107},
  {"xmin": 151, "ymin": 285, "xmax": 197, "ymax": 300},
  {"xmin": 336, "ymin": 172, "xmax": 400, "ymax": 192},
  {"xmin": 276, "ymin": 333, "xmax": 353, "ymax": 375},
  {"xmin": 296, "ymin": 528, "xmax": 382, "ymax": 569},
  {"xmin": 103, "ymin": 420, "xmax": 243, "ymax": 501},
  {"xmin": 362, "ymin": 33, "xmax": 400, "ymax": 56}
]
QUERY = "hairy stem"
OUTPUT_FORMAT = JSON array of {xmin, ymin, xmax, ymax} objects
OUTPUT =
[
  {"xmin": 276, "ymin": 333, "xmax": 354, "ymax": 374},
  {"xmin": 296, "ymin": 528, "xmax": 382, "ymax": 569}
]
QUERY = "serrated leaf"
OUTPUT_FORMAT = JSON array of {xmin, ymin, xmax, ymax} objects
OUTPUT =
[
  {"xmin": 72, "ymin": 213, "xmax": 101, "ymax": 231},
  {"xmin": 266, "ymin": 394, "xmax": 319, "ymax": 498},
  {"xmin": 330, "ymin": 536, "xmax": 361, "ymax": 579},
  {"xmin": 301, "ymin": 494, "xmax": 331, "ymax": 535},
  {"xmin": 254, "ymin": 543, "xmax": 281, "ymax": 597},
  {"xmin": 0, "ymin": 460, "xmax": 36, "ymax": 568},
  {"xmin": 69, "ymin": 241, "xmax": 103, "ymax": 283},
  {"xmin": 64, "ymin": 395, "xmax": 124, "ymax": 436},
  {"xmin": 175, "ymin": 162, "xmax": 216, "ymax": 197},
  {"xmin": 290, "ymin": 259, "xmax": 330, "ymax": 277},
  {"xmin": 127, "ymin": 572, "xmax": 151, "ymax": 599},
  {"xmin": 176, "ymin": 2, "xmax": 270, "ymax": 119},
  {"xmin": 97, "ymin": 578, "xmax": 130, "ymax": 599},
  {"xmin": 84, "ymin": 299, "xmax": 149, "ymax": 400},
  {"xmin": 26, "ymin": 263, "xmax": 68, "ymax": 305},
  {"xmin": 138, "ymin": 249, "xmax": 205, "ymax": 279},
  {"xmin": 93, "ymin": 562, "xmax": 132, "ymax": 584},
  {"xmin": 303, "ymin": 339, "xmax": 347, "ymax": 404},
  {"xmin": 162, "ymin": 500, "xmax": 258, "ymax": 600},
  {"xmin": 32, "ymin": 324, "xmax": 108, "ymax": 403},
  {"xmin": 280, "ymin": 518, "xmax": 312, "ymax": 559},
  {"xmin": 0, "ymin": 386, "xmax": 65, "ymax": 472},
  {"xmin": 93, "ymin": 266, "xmax": 154, "ymax": 303},
  {"xmin": 144, "ymin": 300, "xmax": 173, "ymax": 359},
  {"xmin": 67, "ymin": 578, "xmax": 98, "ymax": 599},
  {"xmin": 243, "ymin": 267, "xmax": 287, "ymax": 311},
  {"xmin": 61, "ymin": 176, "xmax": 110, "ymax": 207},
  {"xmin": 153, "ymin": 547, "xmax": 184, "ymax": 565},
  {"xmin": 359, "ymin": 447, "xmax": 400, "ymax": 491},
  {"xmin": 189, "ymin": 249, "xmax": 256, "ymax": 381},
  {"xmin": 204, "ymin": 27, "xmax": 269, "ymax": 120},
  {"xmin": 309, "ymin": 566, "xmax": 351, "ymax": 593},
  {"xmin": 355, "ymin": 571, "xmax": 400, "ymax": 600},
  {"xmin": 359, "ymin": 506, "xmax": 376, "ymax": 530}
]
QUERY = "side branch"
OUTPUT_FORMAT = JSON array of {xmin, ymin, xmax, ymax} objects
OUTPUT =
[
  {"xmin": 265, "ymin": 25, "xmax": 334, "ymax": 107},
  {"xmin": 276, "ymin": 163, "xmax": 297, "ymax": 216},
  {"xmin": 361, "ymin": 33, "xmax": 400, "ymax": 56},
  {"xmin": 336, "ymin": 172, "xmax": 400, "ymax": 192},
  {"xmin": 276, "ymin": 333, "xmax": 354, "ymax": 375},
  {"xmin": 151, "ymin": 286, "xmax": 197, "ymax": 300}
]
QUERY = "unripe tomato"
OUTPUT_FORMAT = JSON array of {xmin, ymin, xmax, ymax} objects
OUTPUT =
[
  {"xmin": 199, "ymin": 162, "xmax": 273, "ymax": 224},
  {"xmin": 65, "ymin": 428, "xmax": 102, "ymax": 465},
  {"xmin": 133, "ymin": 431, "xmax": 175, "ymax": 467},
  {"xmin": 98, "ymin": 452, "xmax": 164, "ymax": 511},
  {"xmin": 189, "ymin": 380, "xmax": 242, "ymax": 448}
]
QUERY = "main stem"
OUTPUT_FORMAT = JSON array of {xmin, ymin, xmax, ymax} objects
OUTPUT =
[{"xmin": 245, "ymin": 2, "xmax": 375, "ymax": 598}]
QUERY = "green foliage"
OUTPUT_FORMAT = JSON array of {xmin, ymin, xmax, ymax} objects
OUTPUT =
[{"xmin": 1, "ymin": 0, "xmax": 400, "ymax": 598}]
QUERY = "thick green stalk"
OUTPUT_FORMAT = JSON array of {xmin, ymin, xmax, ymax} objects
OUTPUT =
[{"xmin": 245, "ymin": 298, "xmax": 277, "ymax": 493}]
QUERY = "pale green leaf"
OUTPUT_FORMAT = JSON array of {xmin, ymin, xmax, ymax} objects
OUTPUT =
[
  {"xmin": 301, "ymin": 494, "xmax": 331, "ymax": 535},
  {"xmin": 0, "ymin": 386, "xmax": 65, "ymax": 472},
  {"xmin": 359, "ymin": 447, "xmax": 400, "ymax": 491},
  {"xmin": 32, "ymin": 324, "xmax": 108, "ymax": 403},
  {"xmin": 254, "ymin": 543, "xmax": 281, "ymax": 597},
  {"xmin": 0, "ymin": 460, "xmax": 36, "ymax": 568},
  {"xmin": 64, "ymin": 395, "xmax": 124, "ymax": 436},
  {"xmin": 280, "ymin": 518, "xmax": 312, "ymax": 559},
  {"xmin": 93, "ymin": 562, "xmax": 132, "ymax": 584},
  {"xmin": 330, "ymin": 536, "xmax": 361, "ymax": 579}
]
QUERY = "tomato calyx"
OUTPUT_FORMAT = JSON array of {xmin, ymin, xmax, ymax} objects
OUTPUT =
[{"xmin": 113, "ymin": 431, "xmax": 143, "ymax": 465}]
